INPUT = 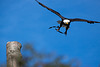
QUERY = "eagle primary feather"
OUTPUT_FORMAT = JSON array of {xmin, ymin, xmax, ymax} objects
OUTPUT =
[{"xmin": 35, "ymin": 0, "xmax": 65, "ymax": 19}]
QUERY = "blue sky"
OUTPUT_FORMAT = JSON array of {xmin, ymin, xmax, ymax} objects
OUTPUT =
[{"xmin": 0, "ymin": 0, "xmax": 100, "ymax": 67}]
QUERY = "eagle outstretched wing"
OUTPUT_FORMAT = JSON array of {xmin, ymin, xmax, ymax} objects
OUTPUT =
[
  {"xmin": 70, "ymin": 18, "xmax": 100, "ymax": 24},
  {"xmin": 35, "ymin": 0, "xmax": 65, "ymax": 19}
]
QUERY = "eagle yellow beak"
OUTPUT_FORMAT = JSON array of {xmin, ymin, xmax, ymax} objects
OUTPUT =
[{"xmin": 66, "ymin": 22, "xmax": 69, "ymax": 24}]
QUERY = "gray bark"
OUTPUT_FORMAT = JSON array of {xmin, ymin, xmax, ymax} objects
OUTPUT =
[{"xmin": 6, "ymin": 41, "xmax": 22, "ymax": 67}]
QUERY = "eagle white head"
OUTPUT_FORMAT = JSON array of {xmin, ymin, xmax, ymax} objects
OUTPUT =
[{"xmin": 63, "ymin": 19, "xmax": 70, "ymax": 24}]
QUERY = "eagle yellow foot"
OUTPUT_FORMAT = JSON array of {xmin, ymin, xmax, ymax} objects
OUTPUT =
[{"xmin": 57, "ymin": 28, "xmax": 59, "ymax": 31}]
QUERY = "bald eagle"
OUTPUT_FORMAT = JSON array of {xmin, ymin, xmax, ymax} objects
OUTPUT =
[{"xmin": 35, "ymin": 0, "xmax": 100, "ymax": 35}]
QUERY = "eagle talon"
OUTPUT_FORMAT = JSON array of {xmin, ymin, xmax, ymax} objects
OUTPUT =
[
  {"xmin": 65, "ymin": 32, "xmax": 67, "ymax": 35},
  {"xmin": 57, "ymin": 26, "xmax": 59, "ymax": 28}
]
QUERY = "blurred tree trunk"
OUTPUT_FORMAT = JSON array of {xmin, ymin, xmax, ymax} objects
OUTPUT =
[{"xmin": 6, "ymin": 41, "xmax": 22, "ymax": 67}]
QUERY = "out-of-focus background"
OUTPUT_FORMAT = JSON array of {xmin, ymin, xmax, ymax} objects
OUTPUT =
[{"xmin": 0, "ymin": 0, "xmax": 100, "ymax": 67}]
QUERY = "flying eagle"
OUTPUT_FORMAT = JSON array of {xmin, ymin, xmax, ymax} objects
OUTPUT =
[{"xmin": 35, "ymin": 0, "xmax": 100, "ymax": 35}]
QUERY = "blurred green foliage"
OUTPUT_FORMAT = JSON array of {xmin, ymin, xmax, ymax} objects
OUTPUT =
[{"xmin": 21, "ymin": 44, "xmax": 80, "ymax": 67}]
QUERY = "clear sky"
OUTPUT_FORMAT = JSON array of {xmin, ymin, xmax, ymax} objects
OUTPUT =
[{"xmin": 0, "ymin": 0, "xmax": 100, "ymax": 67}]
